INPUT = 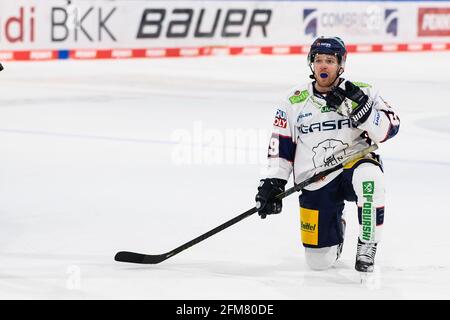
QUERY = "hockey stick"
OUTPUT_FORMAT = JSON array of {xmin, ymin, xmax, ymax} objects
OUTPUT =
[{"xmin": 114, "ymin": 144, "xmax": 378, "ymax": 264}]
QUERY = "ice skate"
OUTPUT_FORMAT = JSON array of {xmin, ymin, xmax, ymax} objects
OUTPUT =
[{"xmin": 355, "ymin": 238, "xmax": 377, "ymax": 273}]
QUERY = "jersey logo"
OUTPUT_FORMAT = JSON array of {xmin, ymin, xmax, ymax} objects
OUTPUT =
[
  {"xmin": 297, "ymin": 112, "xmax": 312, "ymax": 122},
  {"xmin": 274, "ymin": 109, "xmax": 288, "ymax": 128},
  {"xmin": 289, "ymin": 90, "xmax": 309, "ymax": 104},
  {"xmin": 312, "ymin": 139, "xmax": 349, "ymax": 168},
  {"xmin": 298, "ymin": 118, "xmax": 356, "ymax": 134},
  {"xmin": 320, "ymin": 105, "xmax": 333, "ymax": 113},
  {"xmin": 373, "ymin": 110, "xmax": 381, "ymax": 126}
]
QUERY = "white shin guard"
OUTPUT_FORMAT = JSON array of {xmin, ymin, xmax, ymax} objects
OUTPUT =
[{"xmin": 352, "ymin": 162, "xmax": 385, "ymax": 243}]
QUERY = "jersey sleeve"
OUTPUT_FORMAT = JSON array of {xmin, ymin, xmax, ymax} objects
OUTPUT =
[
  {"xmin": 357, "ymin": 87, "xmax": 400, "ymax": 144},
  {"xmin": 265, "ymin": 105, "xmax": 297, "ymax": 181}
]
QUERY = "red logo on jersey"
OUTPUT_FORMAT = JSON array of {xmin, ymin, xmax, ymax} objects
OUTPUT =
[
  {"xmin": 274, "ymin": 117, "xmax": 287, "ymax": 128},
  {"xmin": 274, "ymin": 108, "xmax": 287, "ymax": 128}
]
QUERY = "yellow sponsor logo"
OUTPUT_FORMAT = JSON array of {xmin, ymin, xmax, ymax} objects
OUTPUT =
[{"xmin": 300, "ymin": 207, "xmax": 319, "ymax": 246}]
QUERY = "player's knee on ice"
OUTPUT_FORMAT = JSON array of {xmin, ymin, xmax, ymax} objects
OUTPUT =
[{"xmin": 305, "ymin": 245, "xmax": 339, "ymax": 270}]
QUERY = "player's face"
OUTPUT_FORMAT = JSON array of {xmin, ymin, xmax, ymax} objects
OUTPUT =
[{"xmin": 313, "ymin": 54, "xmax": 340, "ymax": 88}]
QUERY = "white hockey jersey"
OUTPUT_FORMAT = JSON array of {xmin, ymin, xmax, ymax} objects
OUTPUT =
[{"xmin": 266, "ymin": 79, "xmax": 400, "ymax": 190}]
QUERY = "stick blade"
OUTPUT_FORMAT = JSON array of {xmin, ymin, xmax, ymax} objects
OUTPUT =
[{"xmin": 114, "ymin": 251, "xmax": 168, "ymax": 264}]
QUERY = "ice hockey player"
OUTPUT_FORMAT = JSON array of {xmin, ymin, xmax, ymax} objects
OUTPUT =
[{"xmin": 255, "ymin": 36, "xmax": 400, "ymax": 273}]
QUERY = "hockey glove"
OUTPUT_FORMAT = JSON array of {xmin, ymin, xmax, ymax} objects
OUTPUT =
[
  {"xmin": 340, "ymin": 81, "xmax": 373, "ymax": 126},
  {"xmin": 255, "ymin": 178, "xmax": 287, "ymax": 219},
  {"xmin": 325, "ymin": 86, "xmax": 346, "ymax": 112},
  {"xmin": 325, "ymin": 81, "xmax": 373, "ymax": 126}
]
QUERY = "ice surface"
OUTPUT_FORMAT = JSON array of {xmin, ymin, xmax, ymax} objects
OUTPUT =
[{"xmin": 0, "ymin": 52, "xmax": 449, "ymax": 299}]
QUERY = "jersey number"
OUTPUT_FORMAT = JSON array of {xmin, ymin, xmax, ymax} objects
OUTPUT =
[{"xmin": 268, "ymin": 136, "xmax": 279, "ymax": 156}]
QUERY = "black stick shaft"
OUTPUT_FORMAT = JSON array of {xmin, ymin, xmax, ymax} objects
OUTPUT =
[
  {"xmin": 164, "ymin": 206, "xmax": 259, "ymax": 259},
  {"xmin": 115, "ymin": 144, "xmax": 378, "ymax": 264}
]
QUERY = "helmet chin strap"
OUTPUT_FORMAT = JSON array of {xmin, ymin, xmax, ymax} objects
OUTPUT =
[{"xmin": 333, "ymin": 66, "xmax": 345, "ymax": 85}]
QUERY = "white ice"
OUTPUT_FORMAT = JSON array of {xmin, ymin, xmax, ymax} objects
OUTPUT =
[{"xmin": 0, "ymin": 51, "xmax": 449, "ymax": 299}]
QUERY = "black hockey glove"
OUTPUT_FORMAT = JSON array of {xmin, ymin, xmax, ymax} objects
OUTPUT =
[
  {"xmin": 324, "ymin": 86, "xmax": 346, "ymax": 112},
  {"xmin": 255, "ymin": 178, "xmax": 287, "ymax": 219},
  {"xmin": 340, "ymin": 81, "xmax": 373, "ymax": 126},
  {"xmin": 326, "ymin": 81, "xmax": 373, "ymax": 126}
]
